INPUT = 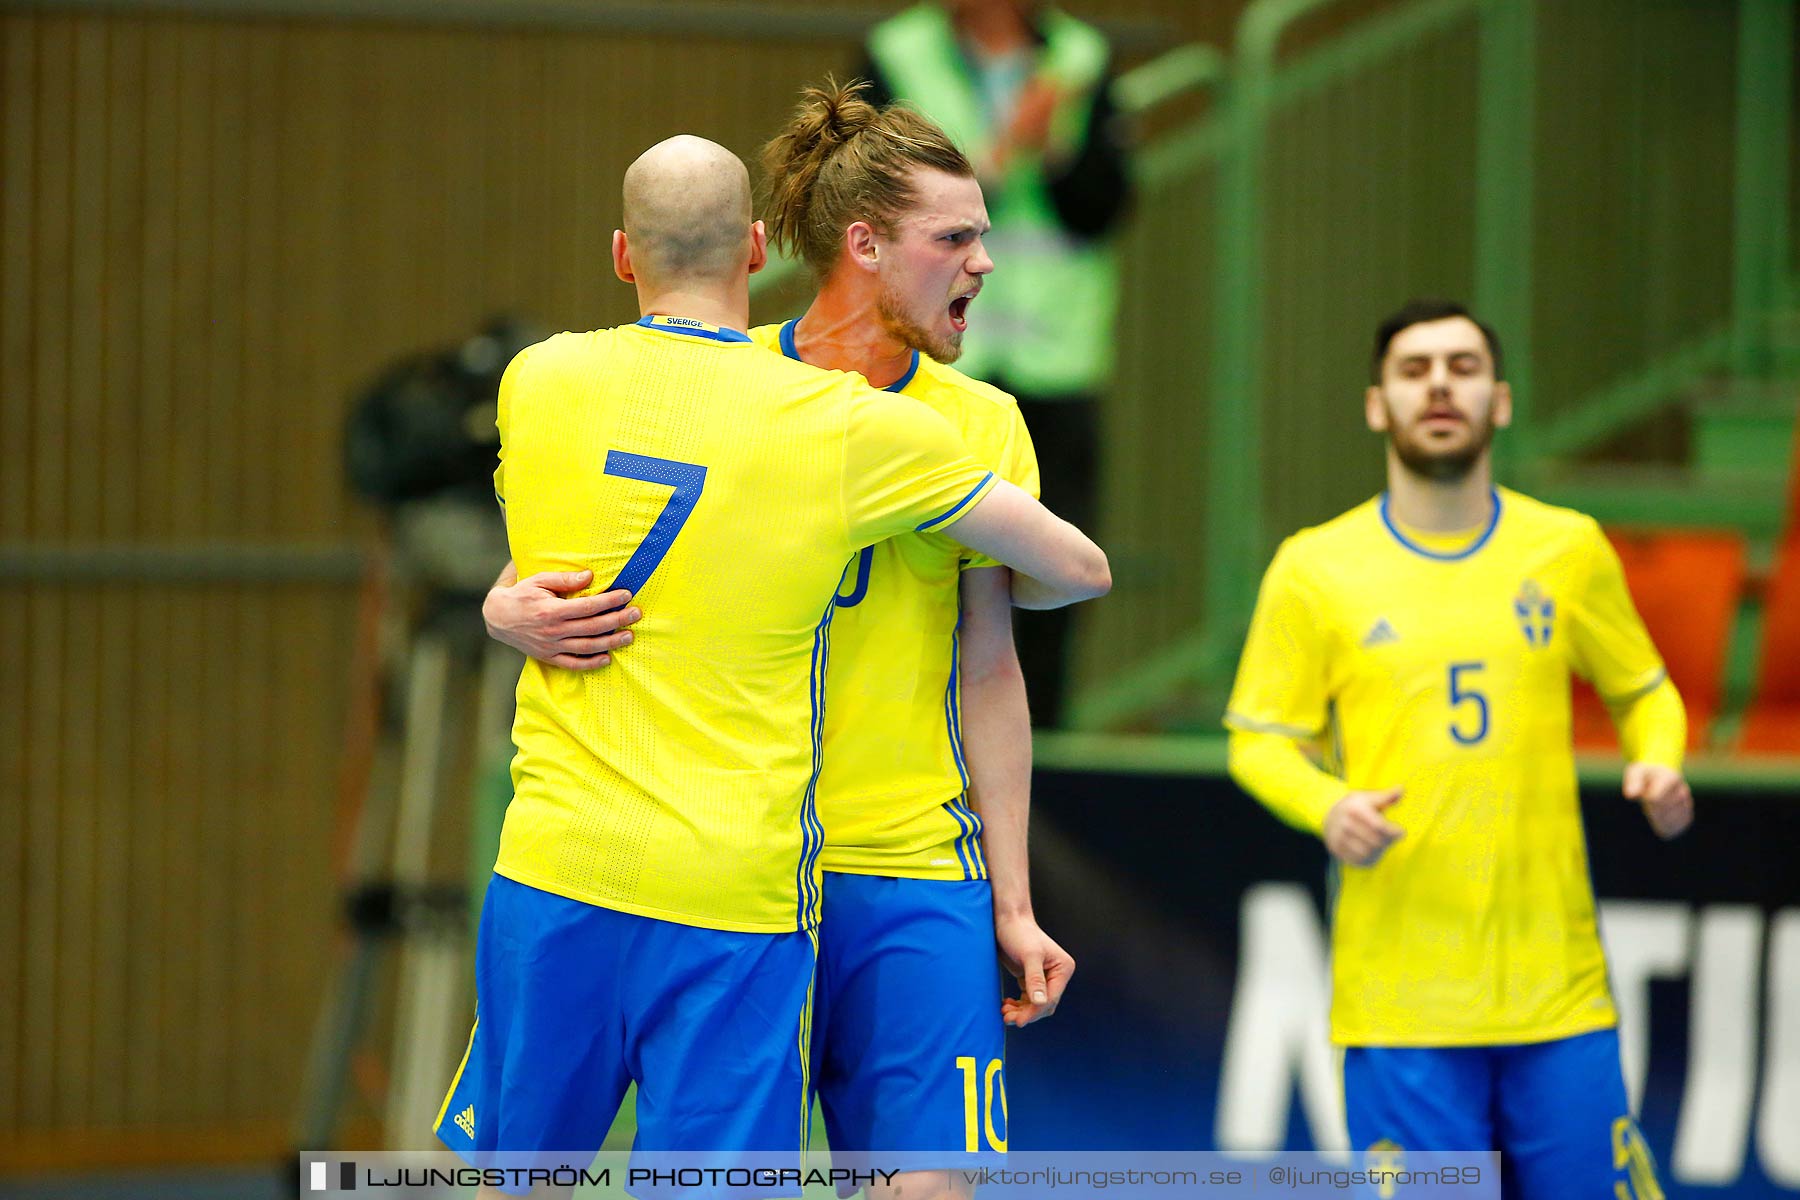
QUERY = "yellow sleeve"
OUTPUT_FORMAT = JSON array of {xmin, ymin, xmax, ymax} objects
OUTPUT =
[
  {"xmin": 1613, "ymin": 676, "xmax": 1687, "ymax": 770},
  {"xmin": 842, "ymin": 385, "xmax": 996, "ymax": 547},
  {"xmin": 1224, "ymin": 539, "xmax": 1332, "ymax": 741},
  {"xmin": 964, "ymin": 404, "xmax": 1041, "ymax": 571},
  {"xmin": 494, "ymin": 345, "xmax": 531, "ymax": 511},
  {"xmin": 1568, "ymin": 523, "xmax": 1668, "ymax": 702},
  {"xmin": 1224, "ymin": 541, "xmax": 1342, "ymax": 835},
  {"xmin": 1228, "ymin": 730, "xmax": 1345, "ymax": 836}
]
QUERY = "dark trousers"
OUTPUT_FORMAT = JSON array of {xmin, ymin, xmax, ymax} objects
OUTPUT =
[{"xmin": 1003, "ymin": 387, "xmax": 1101, "ymax": 730}]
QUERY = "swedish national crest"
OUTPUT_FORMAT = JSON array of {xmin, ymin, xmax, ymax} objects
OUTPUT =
[{"xmin": 1513, "ymin": 580, "xmax": 1555, "ymax": 646}]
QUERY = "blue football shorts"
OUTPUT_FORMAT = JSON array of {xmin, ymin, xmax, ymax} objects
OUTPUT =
[
  {"xmin": 434, "ymin": 873, "xmax": 819, "ymax": 1197},
  {"xmin": 812, "ymin": 872, "xmax": 1008, "ymax": 1175},
  {"xmin": 1343, "ymin": 1027, "xmax": 1661, "ymax": 1199}
]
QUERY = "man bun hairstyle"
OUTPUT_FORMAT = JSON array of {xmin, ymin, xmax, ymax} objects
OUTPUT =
[{"xmin": 761, "ymin": 77, "xmax": 973, "ymax": 279}]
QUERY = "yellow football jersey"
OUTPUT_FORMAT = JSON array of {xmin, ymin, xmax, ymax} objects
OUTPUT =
[
  {"xmin": 494, "ymin": 316, "xmax": 996, "ymax": 933},
  {"xmin": 1226, "ymin": 488, "xmax": 1683, "ymax": 1045},
  {"xmin": 752, "ymin": 321, "xmax": 1041, "ymax": 879}
]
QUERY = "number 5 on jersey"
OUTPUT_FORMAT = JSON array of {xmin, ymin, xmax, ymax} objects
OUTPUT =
[
  {"xmin": 1448, "ymin": 661, "xmax": 1489, "ymax": 745},
  {"xmin": 602, "ymin": 451, "xmax": 707, "ymax": 595}
]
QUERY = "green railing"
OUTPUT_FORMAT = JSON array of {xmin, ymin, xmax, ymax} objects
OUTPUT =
[
  {"xmin": 746, "ymin": 1, "xmax": 1797, "ymax": 734},
  {"xmin": 1070, "ymin": 0, "xmax": 1795, "ymax": 732},
  {"xmin": 1734, "ymin": 0, "xmax": 1797, "ymax": 376}
]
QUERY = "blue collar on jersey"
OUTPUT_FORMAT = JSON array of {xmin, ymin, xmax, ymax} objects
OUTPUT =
[
  {"xmin": 778, "ymin": 318, "xmax": 920, "ymax": 392},
  {"xmin": 635, "ymin": 314, "xmax": 752, "ymax": 343},
  {"xmin": 1379, "ymin": 488, "xmax": 1503, "ymax": 561}
]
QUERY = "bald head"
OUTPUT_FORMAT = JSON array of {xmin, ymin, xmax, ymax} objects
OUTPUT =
[{"xmin": 621, "ymin": 136, "xmax": 754, "ymax": 286}]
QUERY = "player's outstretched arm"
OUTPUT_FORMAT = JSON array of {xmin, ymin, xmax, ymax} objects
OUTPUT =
[
  {"xmin": 957, "ymin": 567, "xmax": 1074, "ymax": 1027},
  {"xmin": 946, "ymin": 480, "xmax": 1110, "ymax": 610},
  {"xmin": 483, "ymin": 559, "xmax": 642, "ymax": 670}
]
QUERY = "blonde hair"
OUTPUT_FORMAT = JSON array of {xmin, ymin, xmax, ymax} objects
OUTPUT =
[{"xmin": 761, "ymin": 78, "xmax": 973, "ymax": 279}]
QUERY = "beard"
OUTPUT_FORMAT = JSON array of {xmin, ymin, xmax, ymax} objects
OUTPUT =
[
  {"xmin": 876, "ymin": 278, "xmax": 963, "ymax": 364},
  {"xmin": 1386, "ymin": 404, "xmax": 1496, "ymax": 482}
]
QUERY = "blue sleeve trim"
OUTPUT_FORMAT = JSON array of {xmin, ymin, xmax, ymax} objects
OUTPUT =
[
  {"xmin": 916, "ymin": 471, "xmax": 995, "ymax": 531},
  {"xmin": 1600, "ymin": 667, "xmax": 1669, "ymax": 707},
  {"xmin": 1223, "ymin": 711, "xmax": 1323, "ymax": 740}
]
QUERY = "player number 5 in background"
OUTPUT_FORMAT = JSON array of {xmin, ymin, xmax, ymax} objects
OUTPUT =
[
  {"xmin": 1448, "ymin": 661, "xmax": 1490, "ymax": 745},
  {"xmin": 955, "ymin": 1056, "xmax": 1008, "ymax": 1153}
]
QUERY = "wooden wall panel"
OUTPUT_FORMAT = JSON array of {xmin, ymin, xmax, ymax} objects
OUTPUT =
[
  {"xmin": 1, "ymin": 0, "xmax": 1758, "ymax": 1163},
  {"xmin": 0, "ymin": 0, "xmax": 1063, "ymax": 1162},
  {"xmin": 0, "ymin": 585, "xmax": 19, "ymax": 1133},
  {"xmin": 0, "ymin": 29, "xmax": 32, "ymax": 1133}
]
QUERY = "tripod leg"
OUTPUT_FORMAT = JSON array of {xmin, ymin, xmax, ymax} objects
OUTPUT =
[
  {"xmin": 467, "ymin": 643, "xmax": 521, "ymax": 922},
  {"xmin": 291, "ymin": 550, "xmax": 399, "ymax": 1153},
  {"xmin": 384, "ymin": 633, "xmax": 457, "ymax": 1150},
  {"xmin": 293, "ymin": 935, "xmax": 384, "ymax": 1150}
]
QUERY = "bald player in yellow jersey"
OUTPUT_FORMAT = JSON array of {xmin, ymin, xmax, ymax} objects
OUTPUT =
[
  {"xmin": 486, "ymin": 83, "xmax": 1082, "ymax": 1197},
  {"xmin": 1226, "ymin": 300, "xmax": 1692, "ymax": 1200},
  {"xmin": 436, "ymin": 135, "xmax": 1107, "ymax": 1200}
]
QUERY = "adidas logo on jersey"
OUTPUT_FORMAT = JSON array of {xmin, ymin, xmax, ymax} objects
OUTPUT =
[
  {"xmin": 454, "ymin": 1105, "xmax": 476, "ymax": 1138},
  {"xmin": 1362, "ymin": 618, "xmax": 1399, "ymax": 647}
]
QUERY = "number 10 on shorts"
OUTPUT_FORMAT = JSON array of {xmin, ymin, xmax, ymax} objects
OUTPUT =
[{"xmin": 955, "ymin": 1056, "xmax": 1008, "ymax": 1152}]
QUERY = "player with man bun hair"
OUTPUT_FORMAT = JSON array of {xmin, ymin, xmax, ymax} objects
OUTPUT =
[
  {"xmin": 487, "ymin": 79, "xmax": 1083, "ymax": 1197},
  {"xmin": 761, "ymin": 78, "xmax": 987, "ymax": 369},
  {"xmin": 438, "ymin": 132, "xmax": 1109, "ymax": 1200}
]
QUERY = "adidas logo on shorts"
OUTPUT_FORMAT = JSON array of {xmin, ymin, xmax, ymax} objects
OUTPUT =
[{"xmin": 454, "ymin": 1104, "xmax": 476, "ymax": 1138}]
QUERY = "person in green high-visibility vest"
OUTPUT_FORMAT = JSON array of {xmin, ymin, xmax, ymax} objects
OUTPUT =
[{"xmin": 860, "ymin": 0, "xmax": 1133, "ymax": 728}]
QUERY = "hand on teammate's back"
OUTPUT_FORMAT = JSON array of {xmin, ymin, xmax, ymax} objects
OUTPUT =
[
  {"xmin": 1322, "ymin": 788, "xmax": 1405, "ymax": 867},
  {"xmin": 995, "ymin": 912, "xmax": 1075, "ymax": 1028},
  {"xmin": 484, "ymin": 568, "xmax": 642, "ymax": 670},
  {"xmin": 1622, "ymin": 763, "xmax": 1694, "ymax": 840}
]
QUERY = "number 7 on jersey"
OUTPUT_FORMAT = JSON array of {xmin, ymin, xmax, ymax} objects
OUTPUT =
[{"xmin": 602, "ymin": 451, "xmax": 708, "ymax": 595}]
